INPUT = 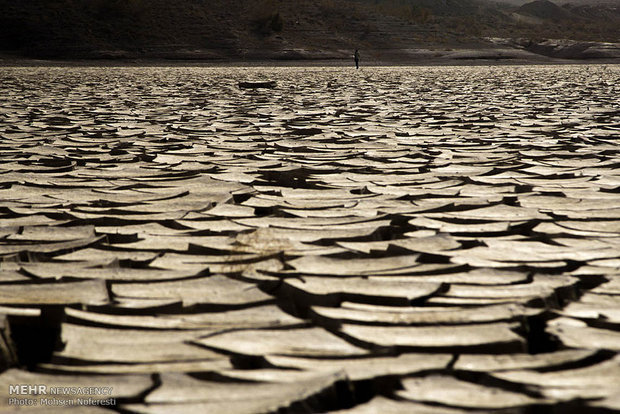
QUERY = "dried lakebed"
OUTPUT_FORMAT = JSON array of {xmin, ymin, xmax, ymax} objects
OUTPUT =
[{"xmin": 0, "ymin": 65, "xmax": 619, "ymax": 413}]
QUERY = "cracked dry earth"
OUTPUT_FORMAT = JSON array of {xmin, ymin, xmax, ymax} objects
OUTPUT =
[{"xmin": 0, "ymin": 65, "xmax": 619, "ymax": 414}]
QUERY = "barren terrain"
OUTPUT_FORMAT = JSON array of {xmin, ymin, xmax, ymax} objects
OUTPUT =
[{"xmin": 0, "ymin": 64, "xmax": 619, "ymax": 413}]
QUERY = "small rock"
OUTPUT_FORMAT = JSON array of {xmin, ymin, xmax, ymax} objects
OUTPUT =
[{"xmin": 238, "ymin": 80, "xmax": 277, "ymax": 89}]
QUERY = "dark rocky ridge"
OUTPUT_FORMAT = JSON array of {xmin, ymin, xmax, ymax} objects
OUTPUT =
[
  {"xmin": 517, "ymin": 0, "xmax": 575, "ymax": 20},
  {"xmin": 0, "ymin": 0, "xmax": 619, "ymax": 62}
]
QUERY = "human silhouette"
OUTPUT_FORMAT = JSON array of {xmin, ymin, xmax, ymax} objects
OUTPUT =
[{"xmin": 354, "ymin": 49, "xmax": 360, "ymax": 69}]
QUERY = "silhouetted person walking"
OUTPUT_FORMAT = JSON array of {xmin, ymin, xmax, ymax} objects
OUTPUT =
[{"xmin": 354, "ymin": 49, "xmax": 360, "ymax": 69}]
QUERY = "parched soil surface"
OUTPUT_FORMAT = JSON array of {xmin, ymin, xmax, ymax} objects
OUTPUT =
[{"xmin": 0, "ymin": 65, "xmax": 619, "ymax": 413}]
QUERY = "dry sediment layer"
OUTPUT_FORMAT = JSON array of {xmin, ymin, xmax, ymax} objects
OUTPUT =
[{"xmin": 0, "ymin": 65, "xmax": 619, "ymax": 413}]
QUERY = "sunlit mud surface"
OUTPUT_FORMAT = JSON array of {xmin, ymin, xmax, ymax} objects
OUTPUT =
[{"xmin": 0, "ymin": 65, "xmax": 619, "ymax": 413}]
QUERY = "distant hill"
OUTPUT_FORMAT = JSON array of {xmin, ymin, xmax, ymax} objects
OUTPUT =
[
  {"xmin": 0, "ymin": 0, "xmax": 618, "ymax": 61},
  {"xmin": 517, "ymin": 0, "xmax": 574, "ymax": 20},
  {"xmin": 489, "ymin": 0, "xmax": 620, "ymax": 5}
]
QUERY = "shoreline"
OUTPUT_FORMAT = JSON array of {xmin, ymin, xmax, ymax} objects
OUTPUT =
[
  {"xmin": 2, "ymin": 44, "xmax": 620, "ymax": 68},
  {"xmin": 1, "ymin": 56, "xmax": 619, "ymax": 68}
]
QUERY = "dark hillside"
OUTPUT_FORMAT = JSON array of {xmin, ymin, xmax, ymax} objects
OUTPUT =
[
  {"xmin": 517, "ymin": 0, "xmax": 575, "ymax": 20},
  {"xmin": 0, "ymin": 0, "xmax": 618, "ymax": 60}
]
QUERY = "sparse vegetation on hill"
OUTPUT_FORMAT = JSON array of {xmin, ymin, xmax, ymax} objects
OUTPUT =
[{"xmin": 0, "ymin": 0, "xmax": 618, "ymax": 60}]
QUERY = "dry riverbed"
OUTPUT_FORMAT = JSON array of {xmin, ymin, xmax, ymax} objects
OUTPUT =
[{"xmin": 0, "ymin": 65, "xmax": 619, "ymax": 413}]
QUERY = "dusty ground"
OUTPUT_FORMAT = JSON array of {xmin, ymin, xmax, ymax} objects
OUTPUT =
[{"xmin": 0, "ymin": 65, "xmax": 619, "ymax": 413}]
